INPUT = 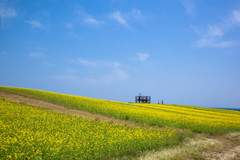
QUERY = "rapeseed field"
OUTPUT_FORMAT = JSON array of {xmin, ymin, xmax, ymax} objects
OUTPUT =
[
  {"xmin": 1, "ymin": 86, "xmax": 239, "ymax": 134},
  {"xmin": 0, "ymin": 98, "xmax": 184, "ymax": 159}
]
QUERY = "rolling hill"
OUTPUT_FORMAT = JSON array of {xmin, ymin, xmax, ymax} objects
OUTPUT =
[{"xmin": 0, "ymin": 86, "xmax": 240, "ymax": 159}]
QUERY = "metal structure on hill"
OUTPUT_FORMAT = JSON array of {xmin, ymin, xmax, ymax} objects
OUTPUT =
[{"xmin": 135, "ymin": 93, "xmax": 151, "ymax": 103}]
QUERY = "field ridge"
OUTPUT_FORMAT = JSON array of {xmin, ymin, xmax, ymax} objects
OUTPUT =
[
  {"xmin": 0, "ymin": 91, "xmax": 144, "ymax": 128},
  {"xmin": 1, "ymin": 87, "xmax": 240, "ymax": 159},
  {"xmin": 1, "ymin": 86, "xmax": 240, "ymax": 134}
]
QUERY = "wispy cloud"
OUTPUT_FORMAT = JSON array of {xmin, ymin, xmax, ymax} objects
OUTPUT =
[
  {"xmin": 67, "ymin": 31, "xmax": 84, "ymax": 40},
  {"xmin": 73, "ymin": 57, "xmax": 127, "ymax": 84},
  {"xmin": 112, "ymin": 69, "xmax": 128, "ymax": 80},
  {"xmin": 76, "ymin": 9, "xmax": 102, "ymax": 25},
  {"xmin": 64, "ymin": 68, "xmax": 78, "ymax": 74},
  {"xmin": 194, "ymin": 39, "xmax": 238, "ymax": 48},
  {"xmin": 0, "ymin": 2, "xmax": 16, "ymax": 24},
  {"xmin": 43, "ymin": 61, "xmax": 54, "ymax": 67},
  {"xmin": 75, "ymin": 58, "xmax": 120, "ymax": 68},
  {"xmin": 207, "ymin": 25, "xmax": 224, "ymax": 37},
  {"xmin": 28, "ymin": 53, "xmax": 44, "ymax": 57},
  {"xmin": 192, "ymin": 9, "xmax": 240, "ymax": 48},
  {"xmin": 136, "ymin": 53, "xmax": 149, "ymax": 61},
  {"xmin": 109, "ymin": 9, "xmax": 145, "ymax": 28},
  {"xmin": 101, "ymin": 69, "xmax": 128, "ymax": 83},
  {"xmin": 211, "ymin": 41, "xmax": 238, "ymax": 48},
  {"xmin": 25, "ymin": 20, "xmax": 42, "ymax": 28},
  {"xmin": 181, "ymin": 0, "xmax": 196, "ymax": 16},
  {"xmin": 65, "ymin": 23, "xmax": 73, "ymax": 29},
  {"xmin": 84, "ymin": 17, "xmax": 100, "ymax": 24},
  {"xmin": 131, "ymin": 8, "xmax": 143, "ymax": 19},
  {"xmin": 51, "ymin": 75, "xmax": 78, "ymax": 82},
  {"xmin": 75, "ymin": 58, "xmax": 97, "ymax": 67},
  {"xmin": 232, "ymin": 10, "xmax": 240, "ymax": 23},
  {"xmin": 110, "ymin": 11, "xmax": 128, "ymax": 26},
  {"xmin": 75, "ymin": 8, "xmax": 143, "ymax": 28}
]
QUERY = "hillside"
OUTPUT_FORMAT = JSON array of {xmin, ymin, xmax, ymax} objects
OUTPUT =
[
  {"xmin": 0, "ymin": 86, "xmax": 240, "ymax": 159},
  {"xmin": 0, "ymin": 86, "xmax": 240, "ymax": 134}
]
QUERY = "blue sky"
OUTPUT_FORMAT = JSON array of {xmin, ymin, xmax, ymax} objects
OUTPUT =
[{"xmin": 1, "ymin": 0, "xmax": 240, "ymax": 108}]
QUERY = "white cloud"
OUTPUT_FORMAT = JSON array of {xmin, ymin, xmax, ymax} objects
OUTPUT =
[
  {"xmin": 75, "ymin": 58, "xmax": 120, "ymax": 68},
  {"xmin": 73, "ymin": 57, "xmax": 127, "ymax": 84},
  {"xmin": 85, "ymin": 69, "xmax": 128, "ymax": 84},
  {"xmin": 84, "ymin": 17, "xmax": 100, "ymax": 24},
  {"xmin": 102, "ymin": 61, "xmax": 120, "ymax": 68},
  {"xmin": 28, "ymin": 53, "xmax": 44, "ymax": 57},
  {"xmin": 101, "ymin": 69, "xmax": 128, "ymax": 83},
  {"xmin": 108, "ymin": 9, "xmax": 145, "ymax": 28},
  {"xmin": 67, "ymin": 31, "xmax": 84, "ymax": 39},
  {"xmin": 211, "ymin": 41, "xmax": 238, "ymax": 48},
  {"xmin": 193, "ymin": 38, "xmax": 237, "ymax": 48},
  {"xmin": 192, "ymin": 9, "xmax": 240, "ymax": 48},
  {"xmin": 0, "ymin": 2, "xmax": 16, "ymax": 23},
  {"xmin": 25, "ymin": 20, "xmax": 42, "ymax": 28},
  {"xmin": 136, "ymin": 53, "xmax": 149, "ymax": 61},
  {"xmin": 233, "ymin": 10, "xmax": 240, "ymax": 23},
  {"xmin": 75, "ymin": 58, "xmax": 97, "ymax": 67},
  {"xmin": 194, "ymin": 38, "xmax": 213, "ymax": 47},
  {"xmin": 110, "ymin": 11, "xmax": 128, "ymax": 26},
  {"xmin": 131, "ymin": 8, "xmax": 142, "ymax": 19},
  {"xmin": 0, "ymin": 6, "xmax": 16, "ymax": 18},
  {"xmin": 190, "ymin": 25, "xmax": 202, "ymax": 36},
  {"xmin": 51, "ymin": 75, "xmax": 78, "ymax": 82},
  {"xmin": 66, "ymin": 23, "xmax": 73, "ymax": 29},
  {"xmin": 207, "ymin": 25, "xmax": 224, "ymax": 37},
  {"xmin": 112, "ymin": 69, "xmax": 128, "ymax": 80},
  {"xmin": 43, "ymin": 61, "xmax": 54, "ymax": 67},
  {"xmin": 181, "ymin": 0, "xmax": 196, "ymax": 16},
  {"xmin": 64, "ymin": 68, "xmax": 78, "ymax": 74},
  {"xmin": 76, "ymin": 9, "xmax": 102, "ymax": 25}
]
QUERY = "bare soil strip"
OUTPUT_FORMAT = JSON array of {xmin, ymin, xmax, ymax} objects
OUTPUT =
[
  {"xmin": 1, "ymin": 91, "xmax": 240, "ymax": 160},
  {"xmin": 139, "ymin": 137, "xmax": 220, "ymax": 160},
  {"xmin": 0, "ymin": 92, "xmax": 140, "ymax": 127},
  {"xmin": 139, "ymin": 132, "xmax": 240, "ymax": 160}
]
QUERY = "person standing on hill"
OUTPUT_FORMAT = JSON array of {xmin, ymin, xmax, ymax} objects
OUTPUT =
[{"xmin": 161, "ymin": 99, "xmax": 163, "ymax": 104}]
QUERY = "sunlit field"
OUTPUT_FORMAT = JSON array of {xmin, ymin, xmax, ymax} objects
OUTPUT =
[
  {"xmin": 0, "ymin": 97, "xmax": 187, "ymax": 159},
  {"xmin": 1, "ymin": 86, "xmax": 240, "ymax": 134}
]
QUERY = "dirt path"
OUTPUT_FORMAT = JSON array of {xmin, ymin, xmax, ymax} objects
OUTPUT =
[
  {"xmin": 139, "ymin": 132, "xmax": 240, "ymax": 160},
  {"xmin": 1, "ymin": 91, "xmax": 240, "ymax": 160},
  {"xmin": 197, "ymin": 132, "xmax": 240, "ymax": 160},
  {"xmin": 0, "ymin": 92, "xmax": 142, "ymax": 127}
]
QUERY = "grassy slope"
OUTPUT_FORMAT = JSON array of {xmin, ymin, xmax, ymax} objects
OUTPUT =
[
  {"xmin": 0, "ymin": 98, "xmax": 188, "ymax": 160},
  {"xmin": 0, "ymin": 86, "xmax": 239, "ymax": 134},
  {"xmin": 1, "ymin": 86, "xmax": 240, "ymax": 159}
]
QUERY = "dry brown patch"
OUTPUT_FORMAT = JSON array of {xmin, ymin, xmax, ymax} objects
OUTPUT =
[
  {"xmin": 139, "ymin": 132, "xmax": 240, "ymax": 160},
  {"xmin": 1, "ymin": 91, "xmax": 240, "ymax": 160},
  {"xmin": 139, "ymin": 137, "xmax": 220, "ymax": 160},
  {"xmin": 0, "ymin": 92, "xmax": 147, "ymax": 128}
]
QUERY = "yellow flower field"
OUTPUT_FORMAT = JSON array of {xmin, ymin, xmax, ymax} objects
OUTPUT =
[
  {"xmin": 1, "ymin": 86, "xmax": 239, "ymax": 134},
  {"xmin": 0, "ymin": 98, "xmax": 184, "ymax": 159}
]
